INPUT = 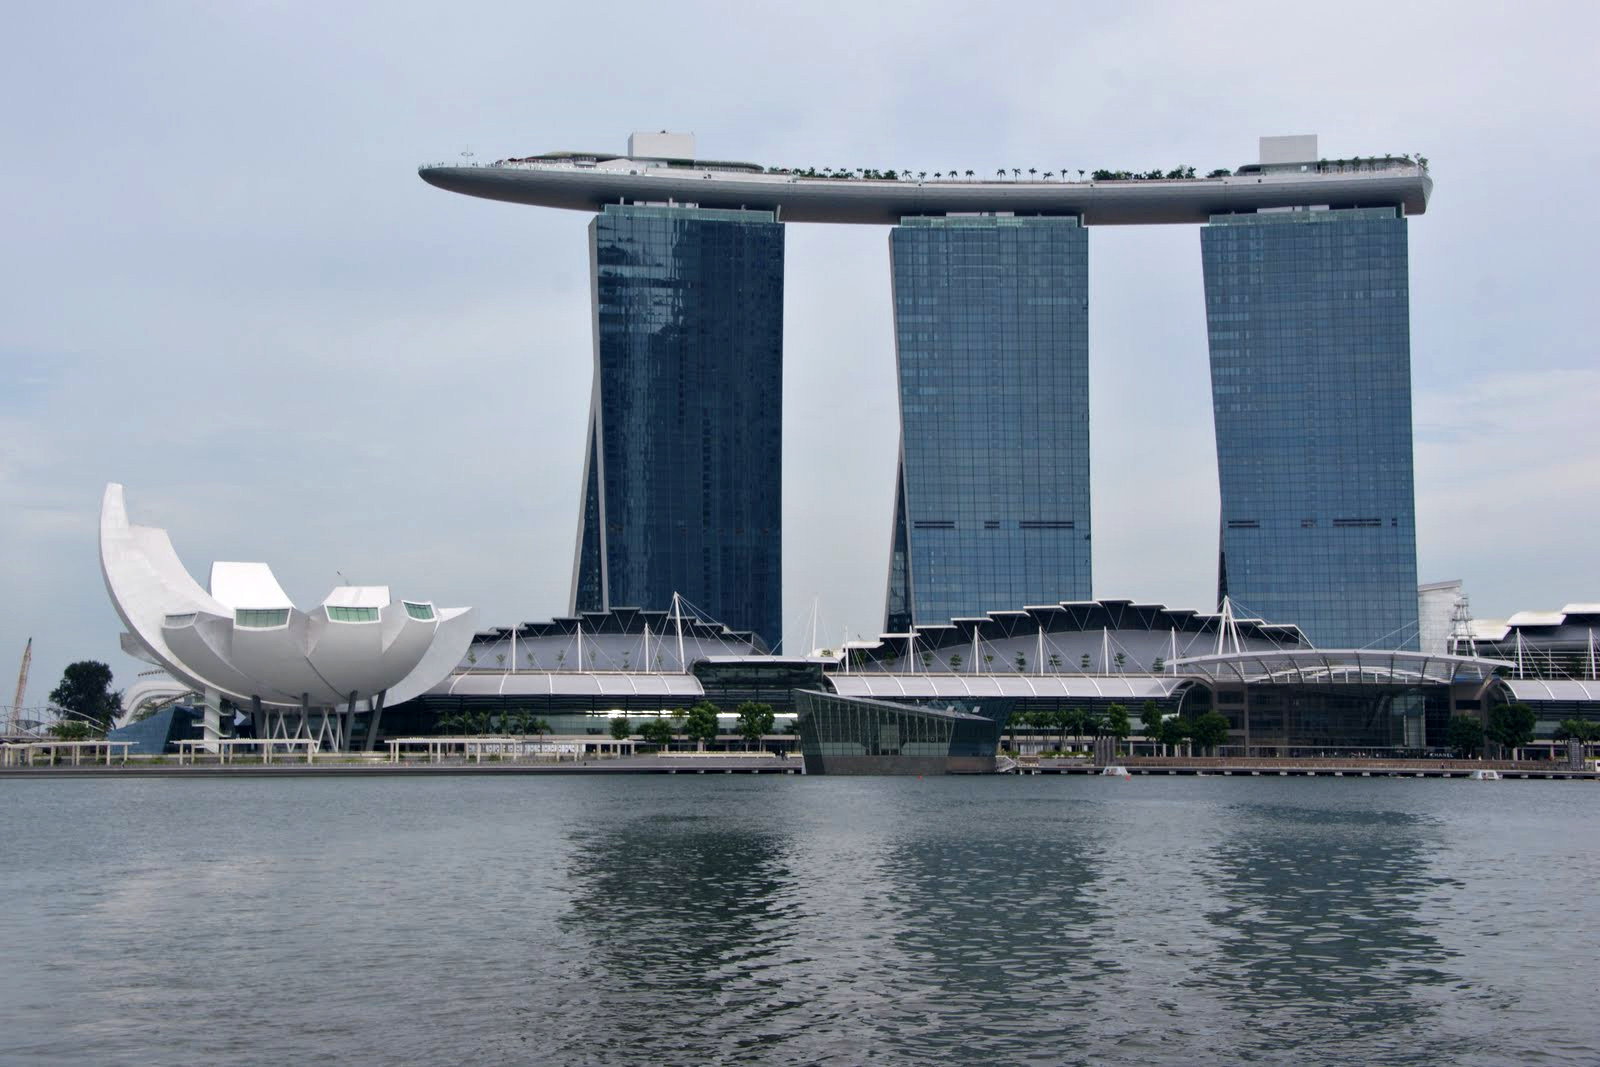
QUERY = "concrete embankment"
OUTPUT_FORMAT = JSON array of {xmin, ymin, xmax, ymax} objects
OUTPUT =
[
  {"xmin": 0, "ymin": 755, "xmax": 804, "ymax": 779},
  {"xmin": 5, "ymin": 755, "xmax": 1596, "ymax": 780},
  {"xmin": 1018, "ymin": 757, "xmax": 1600, "ymax": 780}
]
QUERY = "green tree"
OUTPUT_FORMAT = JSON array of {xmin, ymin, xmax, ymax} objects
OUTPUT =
[
  {"xmin": 1158, "ymin": 715, "xmax": 1189, "ymax": 756},
  {"xmin": 608, "ymin": 716, "xmax": 633, "ymax": 742},
  {"xmin": 1486, "ymin": 702, "xmax": 1537, "ymax": 758},
  {"xmin": 949, "ymin": 653, "xmax": 964, "ymax": 672},
  {"xmin": 1006, "ymin": 710, "xmax": 1025, "ymax": 752},
  {"xmin": 735, "ymin": 701, "xmax": 775, "ymax": 751},
  {"xmin": 1445, "ymin": 714, "xmax": 1485, "ymax": 758},
  {"xmin": 48, "ymin": 719, "xmax": 93, "ymax": 741},
  {"xmin": 526, "ymin": 717, "xmax": 551, "ymax": 737},
  {"xmin": 1053, "ymin": 708, "xmax": 1078, "ymax": 751},
  {"xmin": 49, "ymin": 661, "xmax": 120, "ymax": 735},
  {"xmin": 638, "ymin": 717, "xmax": 674, "ymax": 749},
  {"xmin": 1025, "ymin": 709, "xmax": 1050, "ymax": 752},
  {"xmin": 1014, "ymin": 652, "xmax": 1027, "ymax": 673},
  {"xmin": 684, "ymin": 701, "xmax": 720, "ymax": 751},
  {"xmin": 1080, "ymin": 653, "xmax": 1092, "ymax": 672},
  {"xmin": 1140, "ymin": 700, "xmax": 1163, "ymax": 753},
  {"xmin": 1105, "ymin": 704, "xmax": 1131, "ymax": 755},
  {"xmin": 1554, "ymin": 719, "xmax": 1596, "ymax": 744},
  {"xmin": 1188, "ymin": 711, "xmax": 1231, "ymax": 755}
]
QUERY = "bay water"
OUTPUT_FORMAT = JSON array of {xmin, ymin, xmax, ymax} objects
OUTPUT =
[{"xmin": 1, "ymin": 775, "xmax": 1595, "ymax": 1065}]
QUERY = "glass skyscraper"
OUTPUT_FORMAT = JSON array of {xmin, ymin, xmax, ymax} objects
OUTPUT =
[
  {"xmin": 1201, "ymin": 207, "xmax": 1419, "ymax": 650},
  {"xmin": 885, "ymin": 216, "xmax": 1091, "ymax": 631},
  {"xmin": 572, "ymin": 205, "xmax": 784, "ymax": 650}
]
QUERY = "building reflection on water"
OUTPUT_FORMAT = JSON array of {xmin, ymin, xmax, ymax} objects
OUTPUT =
[
  {"xmin": 554, "ymin": 811, "xmax": 800, "ymax": 1059},
  {"xmin": 1191, "ymin": 802, "xmax": 1461, "ymax": 1050}
]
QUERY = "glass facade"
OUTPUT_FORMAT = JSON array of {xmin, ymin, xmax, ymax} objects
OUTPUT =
[
  {"xmin": 1202, "ymin": 208, "xmax": 1418, "ymax": 650},
  {"xmin": 327, "ymin": 606, "xmax": 379, "ymax": 622},
  {"xmin": 795, "ymin": 689, "xmax": 1003, "ymax": 774},
  {"xmin": 235, "ymin": 608, "xmax": 289, "ymax": 628},
  {"xmin": 573, "ymin": 205, "xmax": 785, "ymax": 649},
  {"xmin": 886, "ymin": 216, "xmax": 1090, "ymax": 631}
]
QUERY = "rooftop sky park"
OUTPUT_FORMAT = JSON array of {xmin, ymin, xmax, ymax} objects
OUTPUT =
[{"xmin": 418, "ymin": 131, "xmax": 1431, "ymax": 225}]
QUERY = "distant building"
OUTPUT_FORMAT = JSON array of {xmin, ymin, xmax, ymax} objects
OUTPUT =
[
  {"xmin": 885, "ymin": 216, "xmax": 1090, "ymax": 630},
  {"xmin": 1418, "ymin": 579, "xmax": 1466, "ymax": 655},
  {"xmin": 423, "ymin": 132, "xmax": 1438, "ymax": 650},
  {"xmin": 573, "ymin": 204, "xmax": 784, "ymax": 650},
  {"xmin": 100, "ymin": 484, "xmax": 474, "ymax": 751},
  {"xmin": 795, "ymin": 690, "xmax": 1005, "ymax": 774},
  {"xmin": 1204, "ymin": 195, "xmax": 1419, "ymax": 648}
]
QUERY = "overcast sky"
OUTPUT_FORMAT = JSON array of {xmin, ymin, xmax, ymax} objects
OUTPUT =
[{"xmin": 4, "ymin": 0, "xmax": 1597, "ymax": 702}]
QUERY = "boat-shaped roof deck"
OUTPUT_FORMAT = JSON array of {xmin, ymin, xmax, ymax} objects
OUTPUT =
[{"xmin": 419, "ymin": 154, "xmax": 1432, "ymax": 226}]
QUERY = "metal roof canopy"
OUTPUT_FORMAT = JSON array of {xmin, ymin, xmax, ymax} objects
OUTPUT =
[
  {"xmin": 444, "ymin": 672, "xmax": 706, "ymax": 698},
  {"xmin": 1170, "ymin": 649, "xmax": 1512, "ymax": 687},
  {"xmin": 1497, "ymin": 678, "xmax": 1600, "ymax": 702},
  {"xmin": 826, "ymin": 674, "xmax": 1191, "ymax": 700}
]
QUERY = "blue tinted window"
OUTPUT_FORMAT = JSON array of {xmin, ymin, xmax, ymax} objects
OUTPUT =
[
  {"xmin": 1202, "ymin": 209, "xmax": 1418, "ymax": 649},
  {"xmin": 575, "ymin": 206, "xmax": 784, "ymax": 649},
  {"xmin": 887, "ymin": 216, "xmax": 1091, "ymax": 628}
]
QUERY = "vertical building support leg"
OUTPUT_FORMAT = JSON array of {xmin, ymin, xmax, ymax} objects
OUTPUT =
[
  {"xmin": 343, "ymin": 691, "xmax": 358, "ymax": 754},
  {"xmin": 364, "ymin": 690, "xmax": 386, "ymax": 752},
  {"xmin": 202, "ymin": 686, "xmax": 222, "ymax": 753}
]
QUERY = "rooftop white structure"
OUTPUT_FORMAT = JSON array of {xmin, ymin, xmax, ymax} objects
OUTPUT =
[{"xmin": 99, "ymin": 484, "xmax": 474, "ymax": 749}]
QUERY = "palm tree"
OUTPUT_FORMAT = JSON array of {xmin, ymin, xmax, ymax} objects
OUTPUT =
[
  {"xmin": 1043, "ymin": 171, "xmax": 1054, "ymax": 180},
  {"xmin": 1012, "ymin": 168, "xmax": 1021, "ymax": 179},
  {"xmin": 964, "ymin": 169, "xmax": 974, "ymax": 179},
  {"xmin": 996, "ymin": 168, "xmax": 1006, "ymax": 179},
  {"xmin": 1028, "ymin": 168, "xmax": 1037, "ymax": 180}
]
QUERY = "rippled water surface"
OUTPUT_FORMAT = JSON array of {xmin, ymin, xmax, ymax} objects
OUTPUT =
[{"xmin": 2, "ymin": 775, "xmax": 1596, "ymax": 1065}]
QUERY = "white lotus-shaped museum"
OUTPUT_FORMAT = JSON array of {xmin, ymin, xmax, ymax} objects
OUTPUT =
[{"xmin": 100, "ymin": 484, "xmax": 473, "ymax": 747}]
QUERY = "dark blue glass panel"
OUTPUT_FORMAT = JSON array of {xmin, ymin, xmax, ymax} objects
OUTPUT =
[
  {"xmin": 1202, "ymin": 208, "xmax": 1419, "ymax": 650},
  {"xmin": 889, "ymin": 216, "xmax": 1091, "ymax": 628},
  {"xmin": 573, "ymin": 205, "xmax": 784, "ymax": 649}
]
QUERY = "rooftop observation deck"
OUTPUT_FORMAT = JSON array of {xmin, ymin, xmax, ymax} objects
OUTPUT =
[{"xmin": 418, "ymin": 152, "xmax": 1432, "ymax": 226}]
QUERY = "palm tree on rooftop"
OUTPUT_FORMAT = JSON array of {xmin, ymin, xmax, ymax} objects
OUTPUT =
[
  {"xmin": 965, "ymin": 169, "xmax": 974, "ymax": 178},
  {"xmin": 1028, "ymin": 167, "xmax": 1037, "ymax": 179},
  {"xmin": 996, "ymin": 168, "xmax": 1005, "ymax": 179},
  {"xmin": 1012, "ymin": 168, "xmax": 1021, "ymax": 179},
  {"xmin": 1044, "ymin": 171, "xmax": 1054, "ymax": 180}
]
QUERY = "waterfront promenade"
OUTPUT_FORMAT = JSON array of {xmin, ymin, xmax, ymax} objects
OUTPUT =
[
  {"xmin": 3, "ymin": 751, "xmax": 1596, "ymax": 779},
  {"xmin": 1024, "ymin": 755, "xmax": 1600, "ymax": 780},
  {"xmin": 0, "ymin": 751, "xmax": 804, "ymax": 778}
]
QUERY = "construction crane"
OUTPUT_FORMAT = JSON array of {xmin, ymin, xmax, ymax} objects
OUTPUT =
[{"xmin": 13, "ymin": 637, "xmax": 31, "ymax": 714}]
